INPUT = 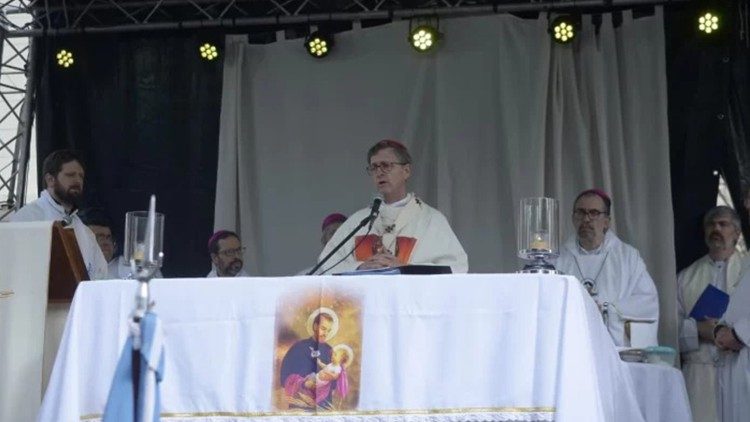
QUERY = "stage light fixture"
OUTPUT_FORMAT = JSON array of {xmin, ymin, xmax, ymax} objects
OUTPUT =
[
  {"xmin": 698, "ymin": 12, "xmax": 720, "ymax": 34},
  {"xmin": 199, "ymin": 43, "xmax": 219, "ymax": 61},
  {"xmin": 550, "ymin": 16, "xmax": 577, "ymax": 44},
  {"xmin": 56, "ymin": 49, "xmax": 74, "ymax": 68},
  {"xmin": 409, "ymin": 25, "xmax": 439, "ymax": 53},
  {"xmin": 305, "ymin": 31, "xmax": 334, "ymax": 58}
]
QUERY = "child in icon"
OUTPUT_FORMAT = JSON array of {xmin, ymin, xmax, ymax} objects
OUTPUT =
[
  {"xmin": 286, "ymin": 344, "xmax": 353, "ymax": 407},
  {"xmin": 304, "ymin": 344, "xmax": 352, "ymax": 391}
]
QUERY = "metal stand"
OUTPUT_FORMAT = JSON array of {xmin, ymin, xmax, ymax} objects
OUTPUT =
[{"xmin": 518, "ymin": 252, "xmax": 559, "ymax": 274}]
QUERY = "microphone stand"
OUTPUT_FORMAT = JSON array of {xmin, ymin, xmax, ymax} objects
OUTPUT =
[{"xmin": 307, "ymin": 213, "xmax": 374, "ymax": 275}]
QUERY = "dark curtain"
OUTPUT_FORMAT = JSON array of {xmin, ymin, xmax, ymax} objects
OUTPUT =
[
  {"xmin": 33, "ymin": 32, "xmax": 224, "ymax": 277},
  {"xmin": 666, "ymin": 2, "xmax": 750, "ymax": 272}
]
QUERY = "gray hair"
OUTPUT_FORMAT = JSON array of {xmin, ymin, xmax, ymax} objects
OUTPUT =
[{"xmin": 703, "ymin": 206, "xmax": 741, "ymax": 232}]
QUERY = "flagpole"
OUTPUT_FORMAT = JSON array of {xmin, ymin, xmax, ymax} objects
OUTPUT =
[{"xmin": 130, "ymin": 195, "xmax": 162, "ymax": 422}]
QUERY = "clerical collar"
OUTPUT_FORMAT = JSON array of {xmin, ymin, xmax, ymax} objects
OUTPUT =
[
  {"xmin": 709, "ymin": 256, "xmax": 730, "ymax": 267},
  {"xmin": 383, "ymin": 193, "xmax": 412, "ymax": 208}
]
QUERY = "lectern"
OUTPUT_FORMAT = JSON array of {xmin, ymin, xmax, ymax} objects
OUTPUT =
[{"xmin": 48, "ymin": 221, "xmax": 89, "ymax": 301}]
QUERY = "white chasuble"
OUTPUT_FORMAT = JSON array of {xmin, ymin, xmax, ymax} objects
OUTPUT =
[{"xmin": 316, "ymin": 194, "xmax": 468, "ymax": 274}]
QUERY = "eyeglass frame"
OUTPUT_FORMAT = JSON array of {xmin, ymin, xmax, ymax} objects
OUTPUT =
[
  {"xmin": 365, "ymin": 161, "xmax": 409, "ymax": 175},
  {"xmin": 572, "ymin": 208, "xmax": 610, "ymax": 220},
  {"xmin": 216, "ymin": 246, "xmax": 246, "ymax": 258}
]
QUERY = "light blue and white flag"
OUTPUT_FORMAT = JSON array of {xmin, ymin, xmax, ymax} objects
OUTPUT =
[{"xmin": 103, "ymin": 312, "xmax": 165, "ymax": 422}]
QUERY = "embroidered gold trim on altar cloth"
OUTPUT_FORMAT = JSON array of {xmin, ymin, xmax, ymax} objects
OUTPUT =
[
  {"xmin": 0, "ymin": 289, "xmax": 14, "ymax": 299},
  {"xmin": 80, "ymin": 406, "xmax": 556, "ymax": 420}
]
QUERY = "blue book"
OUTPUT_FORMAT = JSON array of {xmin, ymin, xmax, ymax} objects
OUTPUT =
[{"xmin": 689, "ymin": 284, "xmax": 730, "ymax": 320}]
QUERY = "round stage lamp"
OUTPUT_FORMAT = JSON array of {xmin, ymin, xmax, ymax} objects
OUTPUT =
[
  {"xmin": 56, "ymin": 49, "xmax": 74, "ymax": 68},
  {"xmin": 409, "ymin": 25, "xmax": 439, "ymax": 52},
  {"xmin": 199, "ymin": 43, "xmax": 219, "ymax": 61},
  {"xmin": 305, "ymin": 31, "xmax": 334, "ymax": 58},
  {"xmin": 551, "ymin": 16, "xmax": 577, "ymax": 44},
  {"xmin": 698, "ymin": 12, "xmax": 720, "ymax": 35}
]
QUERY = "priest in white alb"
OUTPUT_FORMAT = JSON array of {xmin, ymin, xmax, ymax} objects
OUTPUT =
[
  {"xmin": 677, "ymin": 206, "xmax": 745, "ymax": 422},
  {"xmin": 555, "ymin": 189, "xmax": 659, "ymax": 346},
  {"xmin": 712, "ymin": 205, "xmax": 750, "ymax": 422},
  {"xmin": 9, "ymin": 150, "xmax": 108, "ymax": 280},
  {"xmin": 316, "ymin": 140, "xmax": 468, "ymax": 274}
]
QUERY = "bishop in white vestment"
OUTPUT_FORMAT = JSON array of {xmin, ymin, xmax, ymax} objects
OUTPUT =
[
  {"xmin": 677, "ymin": 206, "xmax": 746, "ymax": 422},
  {"xmin": 10, "ymin": 151, "xmax": 107, "ymax": 280},
  {"xmin": 316, "ymin": 140, "xmax": 467, "ymax": 274},
  {"xmin": 555, "ymin": 189, "xmax": 659, "ymax": 347}
]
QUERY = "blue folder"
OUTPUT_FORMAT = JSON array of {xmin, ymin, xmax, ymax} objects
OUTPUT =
[{"xmin": 689, "ymin": 284, "xmax": 730, "ymax": 320}]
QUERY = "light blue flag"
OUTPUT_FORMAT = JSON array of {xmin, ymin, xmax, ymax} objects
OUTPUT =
[{"xmin": 103, "ymin": 312, "xmax": 165, "ymax": 422}]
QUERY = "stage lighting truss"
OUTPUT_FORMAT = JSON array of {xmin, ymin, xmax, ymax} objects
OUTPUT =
[
  {"xmin": 305, "ymin": 31, "xmax": 334, "ymax": 58},
  {"xmin": 199, "ymin": 43, "xmax": 219, "ymax": 61},
  {"xmin": 698, "ymin": 12, "xmax": 720, "ymax": 34},
  {"xmin": 56, "ymin": 49, "xmax": 74, "ymax": 67},
  {"xmin": 408, "ymin": 20, "xmax": 441, "ymax": 53},
  {"xmin": 550, "ymin": 15, "xmax": 579, "ymax": 44}
]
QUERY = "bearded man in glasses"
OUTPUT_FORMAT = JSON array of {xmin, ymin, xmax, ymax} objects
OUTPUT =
[
  {"xmin": 555, "ymin": 189, "xmax": 659, "ymax": 347},
  {"xmin": 207, "ymin": 230, "xmax": 249, "ymax": 277},
  {"xmin": 316, "ymin": 140, "xmax": 467, "ymax": 274}
]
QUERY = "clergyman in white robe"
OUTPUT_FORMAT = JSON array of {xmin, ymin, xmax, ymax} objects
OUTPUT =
[
  {"xmin": 555, "ymin": 230, "xmax": 659, "ymax": 347},
  {"xmin": 10, "ymin": 190, "xmax": 108, "ymax": 280},
  {"xmin": 316, "ymin": 193, "xmax": 468, "ymax": 274},
  {"xmin": 715, "ymin": 266, "xmax": 750, "ymax": 422},
  {"xmin": 677, "ymin": 252, "xmax": 745, "ymax": 422}
]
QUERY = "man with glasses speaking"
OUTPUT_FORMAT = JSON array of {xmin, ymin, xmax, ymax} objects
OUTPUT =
[
  {"xmin": 207, "ymin": 230, "xmax": 249, "ymax": 277},
  {"xmin": 555, "ymin": 189, "xmax": 659, "ymax": 346},
  {"xmin": 316, "ymin": 140, "xmax": 467, "ymax": 274}
]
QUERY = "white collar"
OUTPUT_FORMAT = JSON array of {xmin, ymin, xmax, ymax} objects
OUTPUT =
[
  {"xmin": 576, "ymin": 240, "xmax": 604, "ymax": 255},
  {"xmin": 382, "ymin": 193, "xmax": 413, "ymax": 208}
]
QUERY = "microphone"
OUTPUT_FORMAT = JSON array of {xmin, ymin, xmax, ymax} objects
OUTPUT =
[
  {"xmin": 306, "ymin": 198, "xmax": 382, "ymax": 276},
  {"xmin": 367, "ymin": 198, "xmax": 382, "ymax": 231}
]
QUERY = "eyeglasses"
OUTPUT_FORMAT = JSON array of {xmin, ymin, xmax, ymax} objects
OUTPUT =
[
  {"xmin": 366, "ymin": 161, "xmax": 407, "ymax": 175},
  {"xmin": 218, "ymin": 246, "xmax": 246, "ymax": 258},
  {"xmin": 573, "ymin": 208, "xmax": 609, "ymax": 220}
]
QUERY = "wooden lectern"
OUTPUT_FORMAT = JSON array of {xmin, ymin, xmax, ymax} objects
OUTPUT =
[{"xmin": 48, "ymin": 221, "xmax": 89, "ymax": 301}]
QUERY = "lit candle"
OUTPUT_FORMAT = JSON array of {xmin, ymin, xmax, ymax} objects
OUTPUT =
[
  {"xmin": 147, "ymin": 195, "xmax": 156, "ymax": 262},
  {"xmin": 530, "ymin": 232, "xmax": 550, "ymax": 250}
]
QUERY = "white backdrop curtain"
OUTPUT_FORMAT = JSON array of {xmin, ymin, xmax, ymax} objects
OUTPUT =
[{"xmin": 215, "ymin": 9, "xmax": 677, "ymax": 346}]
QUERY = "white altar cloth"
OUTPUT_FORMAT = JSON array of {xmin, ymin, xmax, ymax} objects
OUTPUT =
[
  {"xmin": 39, "ymin": 274, "xmax": 646, "ymax": 422},
  {"xmin": 626, "ymin": 362, "xmax": 692, "ymax": 422}
]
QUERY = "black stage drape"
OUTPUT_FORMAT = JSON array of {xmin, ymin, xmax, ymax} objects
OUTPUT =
[
  {"xmin": 34, "ymin": 32, "xmax": 224, "ymax": 277},
  {"xmin": 666, "ymin": 2, "xmax": 750, "ymax": 272}
]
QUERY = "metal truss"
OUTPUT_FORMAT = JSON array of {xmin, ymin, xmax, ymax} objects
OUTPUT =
[
  {"xmin": 0, "ymin": 0, "xmax": 679, "ymax": 37},
  {"xmin": 0, "ymin": 0, "xmax": 681, "ymax": 215},
  {"xmin": 0, "ymin": 19, "xmax": 35, "ymax": 220}
]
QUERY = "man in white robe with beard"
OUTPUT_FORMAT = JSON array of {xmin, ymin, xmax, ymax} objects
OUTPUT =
[
  {"xmin": 207, "ymin": 230, "xmax": 249, "ymax": 277},
  {"xmin": 677, "ymin": 206, "xmax": 745, "ymax": 422},
  {"xmin": 316, "ymin": 140, "xmax": 467, "ymax": 274},
  {"xmin": 555, "ymin": 189, "xmax": 659, "ymax": 347},
  {"xmin": 10, "ymin": 150, "xmax": 108, "ymax": 280}
]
